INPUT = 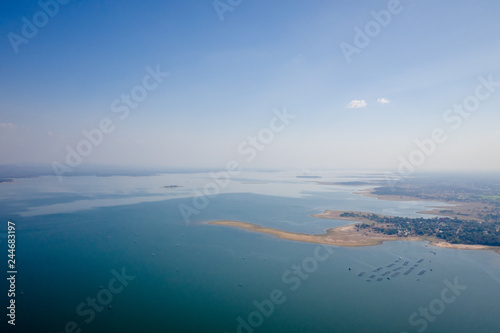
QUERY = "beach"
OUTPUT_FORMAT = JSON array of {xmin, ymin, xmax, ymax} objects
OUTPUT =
[{"xmin": 209, "ymin": 219, "xmax": 400, "ymax": 247}]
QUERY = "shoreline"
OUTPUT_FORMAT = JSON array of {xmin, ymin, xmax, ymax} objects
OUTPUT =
[
  {"xmin": 355, "ymin": 188, "xmax": 417, "ymax": 202},
  {"xmin": 355, "ymin": 188, "xmax": 495, "ymax": 221},
  {"xmin": 209, "ymin": 220, "xmax": 403, "ymax": 247},
  {"xmin": 209, "ymin": 210, "xmax": 500, "ymax": 254},
  {"xmin": 313, "ymin": 210, "xmax": 500, "ymax": 253}
]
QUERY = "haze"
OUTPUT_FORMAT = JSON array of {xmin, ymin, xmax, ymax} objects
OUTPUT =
[{"xmin": 1, "ymin": 0, "xmax": 499, "ymax": 173}]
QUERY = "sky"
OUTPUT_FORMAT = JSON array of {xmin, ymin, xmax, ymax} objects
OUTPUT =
[{"xmin": 1, "ymin": 0, "xmax": 499, "ymax": 173}]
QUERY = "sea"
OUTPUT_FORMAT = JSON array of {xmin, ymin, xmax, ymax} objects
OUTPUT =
[{"xmin": 1, "ymin": 170, "xmax": 499, "ymax": 333}]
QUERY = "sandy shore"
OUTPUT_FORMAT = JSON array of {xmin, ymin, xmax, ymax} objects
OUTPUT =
[
  {"xmin": 209, "ymin": 220, "xmax": 404, "ymax": 247},
  {"xmin": 209, "ymin": 210, "xmax": 500, "ymax": 254},
  {"xmin": 314, "ymin": 210, "xmax": 500, "ymax": 253}
]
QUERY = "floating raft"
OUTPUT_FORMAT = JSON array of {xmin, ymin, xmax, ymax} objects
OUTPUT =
[
  {"xmin": 382, "ymin": 271, "xmax": 392, "ymax": 276},
  {"xmin": 369, "ymin": 275, "xmax": 376, "ymax": 279},
  {"xmin": 404, "ymin": 268, "xmax": 415, "ymax": 275},
  {"xmin": 418, "ymin": 270, "xmax": 426, "ymax": 276},
  {"xmin": 377, "ymin": 277, "xmax": 383, "ymax": 281},
  {"xmin": 386, "ymin": 263, "xmax": 396, "ymax": 268},
  {"xmin": 391, "ymin": 272, "xmax": 400, "ymax": 278},
  {"xmin": 393, "ymin": 267, "xmax": 403, "ymax": 271},
  {"xmin": 358, "ymin": 272, "xmax": 366, "ymax": 277},
  {"xmin": 403, "ymin": 261, "xmax": 409, "ymax": 266},
  {"xmin": 417, "ymin": 259, "xmax": 424, "ymax": 263},
  {"xmin": 372, "ymin": 267, "xmax": 382, "ymax": 272}
]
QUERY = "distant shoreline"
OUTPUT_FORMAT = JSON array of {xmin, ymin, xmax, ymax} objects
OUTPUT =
[
  {"xmin": 355, "ymin": 188, "xmax": 417, "ymax": 202},
  {"xmin": 209, "ymin": 210, "xmax": 500, "ymax": 255},
  {"xmin": 355, "ymin": 187, "xmax": 497, "ymax": 222}
]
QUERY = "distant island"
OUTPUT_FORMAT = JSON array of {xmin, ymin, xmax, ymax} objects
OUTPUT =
[
  {"xmin": 0, "ymin": 178, "xmax": 14, "ymax": 184},
  {"xmin": 162, "ymin": 185, "xmax": 182, "ymax": 188}
]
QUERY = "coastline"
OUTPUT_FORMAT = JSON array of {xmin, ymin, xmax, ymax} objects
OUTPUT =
[
  {"xmin": 355, "ymin": 188, "xmax": 416, "ymax": 202},
  {"xmin": 209, "ymin": 219, "xmax": 405, "ymax": 247},
  {"xmin": 355, "ymin": 188, "xmax": 495, "ymax": 221},
  {"xmin": 314, "ymin": 210, "xmax": 500, "ymax": 254},
  {"xmin": 209, "ymin": 210, "xmax": 500, "ymax": 254}
]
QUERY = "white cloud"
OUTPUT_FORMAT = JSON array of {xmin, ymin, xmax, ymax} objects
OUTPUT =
[
  {"xmin": 0, "ymin": 123, "xmax": 16, "ymax": 129},
  {"xmin": 346, "ymin": 100, "xmax": 367, "ymax": 109},
  {"xmin": 377, "ymin": 98, "xmax": 391, "ymax": 104}
]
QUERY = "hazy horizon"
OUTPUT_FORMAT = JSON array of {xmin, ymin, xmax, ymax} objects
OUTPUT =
[{"xmin": 2, "ymin": 0, "xmax": 500, "ymax": 173}]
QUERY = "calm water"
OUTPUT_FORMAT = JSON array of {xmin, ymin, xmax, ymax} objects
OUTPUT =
[{"xmin": 1, "ymin": 172, "xmax": 499, "ymax": 332}]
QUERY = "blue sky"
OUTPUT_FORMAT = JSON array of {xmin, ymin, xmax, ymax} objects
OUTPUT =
[{"xmin": 1, "ymin": 0, "xmax": 499, "ymax": 172}]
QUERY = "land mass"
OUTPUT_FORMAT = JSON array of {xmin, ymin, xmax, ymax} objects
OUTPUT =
[
  {"xmin": 355, "ymin": 175, "xmax": 500, "ymax": 222},
  {"xmin": 209, "ymin": 218, "xmax": 417, "ymax": 247},
  {"xmin": 315, "ymin": 210, "xmax": 500, "ymax": 248},
  {"xmin": 210, "ymin": 210, "xmax": 500, "ymax": 254},
  {"xmin": 210, "ymin": 174, "xmax": 500, "ymax": 254}
]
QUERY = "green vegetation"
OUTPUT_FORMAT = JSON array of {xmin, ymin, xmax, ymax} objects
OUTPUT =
[{"xmin": 352, "ymin": 212, "xmax": 500, "ymax": 247}]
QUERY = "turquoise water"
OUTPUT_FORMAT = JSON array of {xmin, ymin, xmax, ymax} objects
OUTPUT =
[{"xmin": 1, "ymin": 174, "xmax": 499, "ymax": 332}]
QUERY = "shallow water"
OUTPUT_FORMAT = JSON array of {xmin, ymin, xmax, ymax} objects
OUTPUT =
[{"xmin": 1, "ymin": 172, "xmax": 499, "ymax": 332}]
